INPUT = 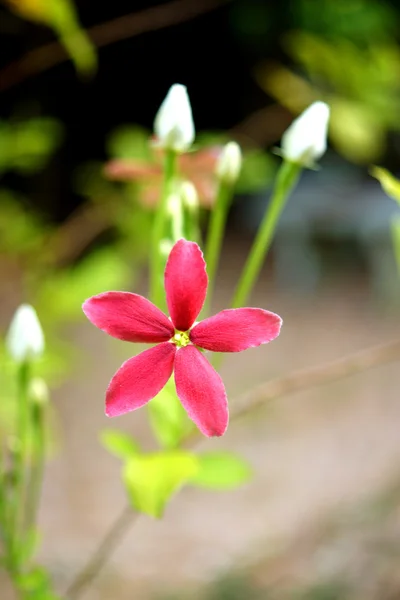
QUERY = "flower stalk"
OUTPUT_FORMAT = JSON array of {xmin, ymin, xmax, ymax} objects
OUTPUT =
[
  {"xmin": 150, "ymin": 148, "xmax": 177, "ymax": 309},
  {"xmin": 231, "ymin": 160, "xmax": 301, "ymax": 308}
]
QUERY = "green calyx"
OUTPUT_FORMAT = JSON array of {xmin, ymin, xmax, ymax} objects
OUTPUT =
[{"xmin": 172, "ymin": 330, "xmax": 190, "ymax": 348}]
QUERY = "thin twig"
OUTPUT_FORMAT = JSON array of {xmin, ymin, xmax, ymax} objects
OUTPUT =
[
  {"xmin": 64, "ymin": 337, "xmax": 400, "ymax": 599},
  {"xmin": 65, "ymin": 504, "xmax": 137, "ymax": 599},
  {"xmin": 0, "ymin": 0, "xmax": 231, "ymax": 92},
  {"xmin": 231, "ymin": 338, "xmax": 400, "ymax": 419}
]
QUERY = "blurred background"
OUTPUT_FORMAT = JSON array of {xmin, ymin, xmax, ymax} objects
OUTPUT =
[{"xmin": 1, "ymin": 0, "xmax": 400, "ymax": 598}]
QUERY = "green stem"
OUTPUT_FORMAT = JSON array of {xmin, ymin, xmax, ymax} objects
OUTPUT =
[
  {"xmin": 150, "ymin": 149, "xmax": 177, "ymax": 308},
  {"xmin": 203, "ymin": 181, "xmax": 233, "ymax": 316},
  {"xmin": 25, "ymin": 400, "xmax": 46, "ymax": 531},
  {"xmin": 231, "ymin": 160, "xmax": 301, "ymax": 309},
  {"xmin": 10, "ymin": 360, "xmax": 30, "ymax": 567}
]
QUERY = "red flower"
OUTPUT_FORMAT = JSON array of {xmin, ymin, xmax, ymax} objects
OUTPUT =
[{"xmin": 82, "ymin": 239, "xmax": 282, "ymax": 437}]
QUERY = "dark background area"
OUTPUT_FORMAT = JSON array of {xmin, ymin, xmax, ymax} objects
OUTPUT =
[{"xmin": 0, "ymin": 0, "xmax": 372, "ymax": 219}]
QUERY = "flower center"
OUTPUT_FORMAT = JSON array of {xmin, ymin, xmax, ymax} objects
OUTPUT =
[{"xmin": 172, "ymin": 330, "xmax": 190, "ymax": 348}]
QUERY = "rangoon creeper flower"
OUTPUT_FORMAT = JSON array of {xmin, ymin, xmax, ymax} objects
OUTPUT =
[
  {"xmin": 83, "ymin": 240, "xmax": 282, "ymax": 437},
  {"xmin": 6, "ymin": 304, "xmax": 45, "ymax": 362},
  {"xmin": 154, "ymin": 84, "xmax": 195, "ymax": 153},
  {"xmin": 216, "ymin": 141, "xmax": 242, "ymax": 184},
  {"xmin": 280, "ymin": 101, "xmax": 330, "ymax": 167}
]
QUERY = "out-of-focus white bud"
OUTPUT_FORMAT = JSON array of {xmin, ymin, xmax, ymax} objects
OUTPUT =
[
  {"xmin": 180, "ymin": 181, "xmax": 198, "ymax": 212},
  {"xmin": 167, "ymin": 192, "xmax": 182, "ymax": 217},
  {"xmin": 29, "ymin": 377, "xmax": 49, "ymax": 406},
  {"xmin": 280, "ymin": 101, "xmax": 330, "ymax": 166},
  {"xmin": 6, "ymin": 304, "xmax": 45, "ymax": 362},
  {"xmin": 216, "ymin": 141, "xmax": 242, "ymax": 183},
  {"xmin": 154, "ymin": 84, "xmax": 195, "ymax": 153},
  {"xmin": 159, "ymin": 239, "xmax": 174, "ymax": 258}
]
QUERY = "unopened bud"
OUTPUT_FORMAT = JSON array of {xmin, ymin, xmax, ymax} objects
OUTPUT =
[
  {"xmin": 280, "ymin": 101, "xmax": 330, "ymax": 167},
  {"xmin": 6, "ymin": 304, "xmax": 44, "ymax": 362},
  {"xmin": 154, "ymin": 84, "xmax": 195, "ymax": 153},
  {"xmin": 216, "ymin": 142, "xmax": 242, "ymax": 184},
  {"xmin": 159, "ymin": 239, "xmax": 174, "ymax": 258},
  {"xmin": 180, "ymin": 181, "xmax": 198, "ymax": 212},
  {"xmin": 29, "ymin": 377, "xmax": 49, "ymax": 406},
  {"xmin": 167, "ymin": 192, "xmax": 182, "ymax": 217}
]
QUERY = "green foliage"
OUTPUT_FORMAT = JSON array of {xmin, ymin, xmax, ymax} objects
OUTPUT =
[
  {"xmin": 190, "ymin": 452, "xmax": 252, "ymax": 490},
  {"xmin": 35, "ymin": 247, "xmax": 133, "ymax": 323},
  {"xmin": 107, "ymin": 126, "xmax": 154, "ymax": 161},
  {"xmin": 123, "ymin": 451, "xmax": 199, "ymax": 518},
  {"xmin": 293, "ymin": 0, "xmax": 397, "ymax": 42},
  {"xmin": 258, "ymin": 30, "xmax": 400, "ymax": 164},
  {"xmin": 148, "ymin": 378, "xmax": 193, "ymax": 449},
  {"xmin": 0, "ymin": 118, "xmax": 62, "ymax": 175},
  {"xmin": 14, "ymin": 565, "xmax": 61, "ymax": 599},
  {"xmin": 0, "ymin": 191, "xmax": 47, "ymax": 256},
  {"xmin": 100, "ymin": 429, "xmax": 140, "ymax": 460},
  {"xmin": 370, "ymin": 166, "xmax": 400, "ymax": 205}
]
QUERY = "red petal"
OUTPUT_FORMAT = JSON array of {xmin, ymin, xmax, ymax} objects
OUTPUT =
[
  {"xmin": 83, "ymin": 292, "xmax": 174, "ymax": 343},
  {"xmin": 190, "ymin": 308, "xmax": 282, "ymax": 352},
  {"xmin": 174, "ymin": 346, "xmax": 228, "ymax": 437},
  {"xmin": 165, "ymin": 239, "xmax": 208, "ymax": 331},
  {"xmin": 106, "ymin": 342, "xmax": 176, "ymax": 417}
]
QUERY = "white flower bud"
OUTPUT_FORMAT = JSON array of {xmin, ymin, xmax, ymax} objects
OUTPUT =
[
  {"xmin": 180, "ymin": 181, "xmax": 198, "ymax": 212},
  {"xmin": 29, "ymin": 377, "xmax": 49, "ymax": 406},
  {"xmin": 280, "ymin": 101, "xmax": 330, "ymax": 166},
  {"xmin": 154, "ymin": 84, "xmax": 195, "ymax": 153},
  {"xmin": 216, "ymin": 142, "xmax": 242, "ymax": 183},
  {"xmin": 6, "ymin": 304, "xmax": 45, "ymax": 362}
]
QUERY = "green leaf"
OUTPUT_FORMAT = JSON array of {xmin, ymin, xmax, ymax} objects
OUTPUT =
[
  {"xmin": 148, "ymin": 378, "xmax": 192, "ymax": 448},
  {"xmin": 190, "ymin": 452, "xmax": 252, "ymax": 490},
  {"xmin": 35, "ymin": 247, "xmax": 132, "ymax": 322},
  {"xmin": 123, "ymin": 451, "xmax": 199, "ymax": 518},
  {"xmin": 107, "ymin": 126, "xmax": 153, "ymax": 161},
  {"xmin": 371, "ymin": 166, "xmax": 400, "ymax": 205},
  {"xmin": 19, "ymin": 528, "xmax": 41, "ymax": 563},
  {"xmin": 100, "ymin": 429, "xmax": 140, "ymax": 460}
]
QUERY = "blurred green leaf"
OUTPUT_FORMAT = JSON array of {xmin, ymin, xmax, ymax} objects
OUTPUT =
[
  {"xmin": 107, "ymin": 126, "xmax": 153, "ymax": 161},
  {"xmin": 0, "ymin": 191, "xmax": 47, "ymax": 256},
  {"xmin": 190, "ymin": 452, "xmax": 252, "ymax": 490},
  {"xmin": 19, "ymin": 528, "xmax": 41, "ymax": 563},
  {"xmin": 237, "ymin": 150, "xmax": 276, "ymax": 193},
  {"xmin": 5, "ymin": 0, "xmax": 96, "ymax": 76},
  {"xmin": 100, "ymin": 429, "xmax": 140, "ymax": 460},
  {"xmin": 123, "ymin": 451, "xmax": 199, "ymax": 518},
  {"xmin": 370, "ymin": 166, "xmax": 400, "ymax": 205},
  {"xmin": 35, "ymin": 247, "xmax": 132, "ymax": 322},
  {"xmin": 330, "ymin": 100, "xmax": 385, "ymax": 164},
  {"xmin": 0, "ymin": 118, "xmax": 62, "ymax": 175},
  {"xmin": 148, "ymin": 378, "xmax": 192, "ymax": 449}
]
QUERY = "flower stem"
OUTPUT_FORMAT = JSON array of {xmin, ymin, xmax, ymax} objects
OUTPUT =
[
  {"xmin": 150, "ymin": 149, "xmax": 177, "ymax": 308},
  {"xmin": 231, "ymin": 160, "xmax": 301, "ymax": 309},
  {"xmin": 10, "ymin": 360, "xmax": 30, "ymax": 566},
  {"xmin": 203, "ymin": 181, "xmax": 233, "ymax": 316},
  {"xmin": 25, "ymin": 399, "xmax": 46, "ymax": 531}
]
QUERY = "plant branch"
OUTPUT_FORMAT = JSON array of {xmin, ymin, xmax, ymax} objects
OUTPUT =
[
  {"xmin": 64, "ymin": 337, "xmax": 400, "ymax": 598},
  {"xmin": 0, "ymin": 0, "xmax": 231, "ymax": 92},
  {"xmin": 65, "ymin": 504, "xmax": 137, "ymax": 599}
]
